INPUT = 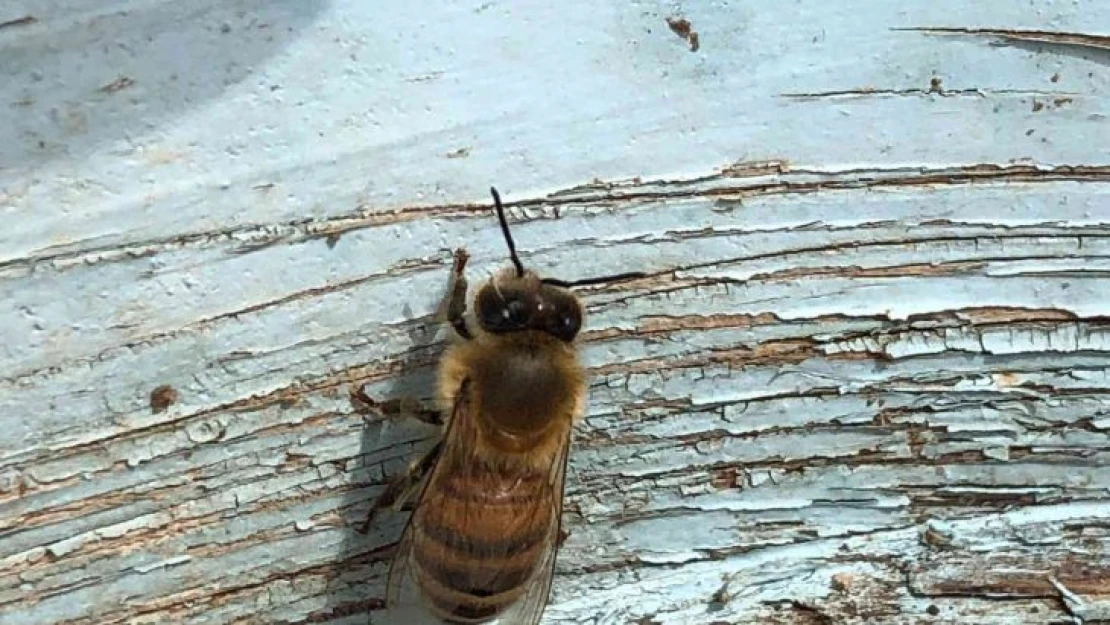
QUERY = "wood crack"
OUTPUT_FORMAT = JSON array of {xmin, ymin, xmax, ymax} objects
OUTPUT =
[
  {"xmin": 781, "ymin": 87, "xmax": 1081, "ymax": 100},
  {"xmin": 4, "ymin": 163, "xmax": 1108, "ymax": 276},
  {"xmin": 896, "ymin": 26, "xmax": 1110, "ymax": 55}
]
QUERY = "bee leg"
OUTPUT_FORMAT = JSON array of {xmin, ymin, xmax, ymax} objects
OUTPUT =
[
  {"xmin": 357, "ymin": 439, "xmax": 444, "ymax": 534},
  {"xmin": 351, "ymin": 386, "xmax": 443, "ymax": 426},
  {"xmin": 386, "ymin": 396, "xmax": 444, "ymax": 426},
  {"xmin": 440, "ymin": 247, "xmax": 472, "ymax": 340},
  {"xmin": 413, "ymin": 401, "xmax": 443, "ymax": 425}
]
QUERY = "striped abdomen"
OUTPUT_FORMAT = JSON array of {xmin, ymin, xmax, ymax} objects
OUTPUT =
[{"xmin": 410, "ymin": 457, "xmax": 554, "ymax": 623}]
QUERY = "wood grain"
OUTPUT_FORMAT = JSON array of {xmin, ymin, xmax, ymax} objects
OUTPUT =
[{"xmin": 2, "ymin": 0, "xmax": 1108, "ymax": 623}]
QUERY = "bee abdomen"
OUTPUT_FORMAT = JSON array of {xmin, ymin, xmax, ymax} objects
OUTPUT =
[
  {"xmin": 411, "ymin": 468, "xmax": 553, "ymax": 622},
  {"xmin": 414, "ymin": 565, "xmax": 530, "ymax": 624},
  {"xmin": 414, "ymin": 522, "xmax": 545, "ymax": 594}
]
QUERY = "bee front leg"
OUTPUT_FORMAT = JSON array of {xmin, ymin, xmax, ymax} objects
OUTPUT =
[
  {"xmin": 356, "ymin": 439, "xmax": 444, "ymax": 534},
  {"xmin": 440, "ymin": 247, "xmax": 472, "ymax": 340}
]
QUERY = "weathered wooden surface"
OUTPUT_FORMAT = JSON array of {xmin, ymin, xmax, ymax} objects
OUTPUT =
[{"xmin": 2, "ymin": 0, "xmax": 1109, "ymax": 623}]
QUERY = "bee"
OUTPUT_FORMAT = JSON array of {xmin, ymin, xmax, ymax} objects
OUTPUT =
[{"xmin": 358, "ymin": 187, "xmax": 645, "ymax": 624}]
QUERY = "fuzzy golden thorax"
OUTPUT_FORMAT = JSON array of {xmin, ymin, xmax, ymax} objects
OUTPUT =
[{"xmin": 439, "ymin": 329, "xmax": 585, "ymax": 455}]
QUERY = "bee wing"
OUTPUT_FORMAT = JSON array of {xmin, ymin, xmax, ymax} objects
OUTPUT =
[
  {"xmin": 377, "ymin": 504, "xmax": 441, "ymax": 624},
  {"xmin": 490, "ymin": 427, "xmax": 572, "ymax": 625},
  {"xmin": 373, "ymin": 396, "xmax": 472, "ymax": 625}
]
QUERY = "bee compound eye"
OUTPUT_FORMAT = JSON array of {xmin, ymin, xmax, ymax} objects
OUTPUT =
[
  {"xmin": 504, "ymin": 298, "xmax": 526, "ymax": 323},
  {"xmin": 559, "ymin": 311, "xmax": 581, "ymax": 338}
]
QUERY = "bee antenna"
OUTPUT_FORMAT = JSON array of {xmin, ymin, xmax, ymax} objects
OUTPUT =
[
  {"xmin": 541, "ymin": 271, "xmax": 648, "ymax": 288},
  {"xmin": 490, "ymin": 187, "xmax": 525, "ymax": 277}
]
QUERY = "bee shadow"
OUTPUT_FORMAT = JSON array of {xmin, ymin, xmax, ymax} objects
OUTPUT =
[{"xmin": 324, "ymin": 303, "xmax": 450, "ymax": 624}]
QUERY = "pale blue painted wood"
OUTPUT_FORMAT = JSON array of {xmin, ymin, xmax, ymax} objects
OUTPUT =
[{"xmin": 1, "ymin": 1, "xmax": 1108, "ymax": 623}]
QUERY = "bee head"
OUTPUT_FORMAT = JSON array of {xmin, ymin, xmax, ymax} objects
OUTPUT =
[
  {"xmin": 475, "ymin": 274, "xmax": 583, "ymax": 342},
  {"xmin": 474, "ymin": 187, "xmax": 645, "ymax": 343}
]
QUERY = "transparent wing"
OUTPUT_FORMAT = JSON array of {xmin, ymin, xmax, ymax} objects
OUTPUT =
[
  {"xmin": 371, "ymin": 524, "xmax": 443, "ymax": 624},
  {"xmin": 491, "ymin": 428, "xmax": 572, "ymax": 625},
  {"xmin": 371, "ymin": 390, "xmax": 472, "ymax": 625}
]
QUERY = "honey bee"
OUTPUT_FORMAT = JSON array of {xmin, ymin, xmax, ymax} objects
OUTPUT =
[{"xmin": 358, "ymin": 187, "xmax": 645, "ymax": 624}]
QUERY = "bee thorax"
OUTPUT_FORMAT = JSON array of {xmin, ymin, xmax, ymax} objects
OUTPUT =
[{"xmin": 473, "ymin": 351, "xmax": 571, "ymax": 434}]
